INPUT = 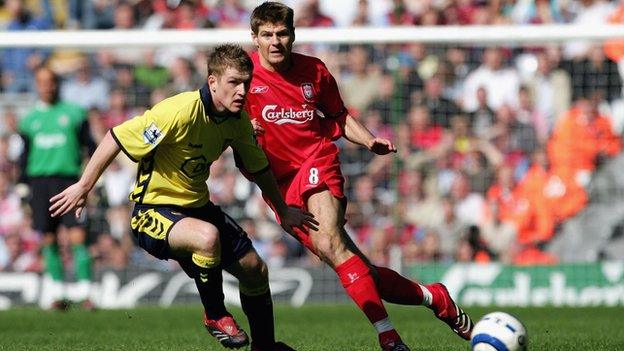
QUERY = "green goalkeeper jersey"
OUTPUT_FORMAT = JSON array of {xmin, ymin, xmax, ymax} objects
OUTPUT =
[{"xmin": 19, "ymin": 101, "xmax": 89, "ymax": 178}]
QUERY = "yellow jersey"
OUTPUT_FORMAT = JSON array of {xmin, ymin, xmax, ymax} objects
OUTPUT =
[{"xmin": 111, "ymin": 85, "xmax": 269, "ymax": 207}]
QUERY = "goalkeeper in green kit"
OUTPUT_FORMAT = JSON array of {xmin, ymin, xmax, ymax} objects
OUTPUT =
[{"xmin": 18, "ymin": 66, "xmax": 95, "ymax": 309}]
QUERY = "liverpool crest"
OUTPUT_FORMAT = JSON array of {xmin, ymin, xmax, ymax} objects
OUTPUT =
[{"xmin": 300, "ymin": 83, "xmax": 315, "ymax": 102}]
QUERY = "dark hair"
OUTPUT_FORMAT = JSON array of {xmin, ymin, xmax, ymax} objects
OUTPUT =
[
  {"xmin": 34, "ymin": 66, "xmax": 59, "ymax": 84},
  {"xmin": 207, "ymin": 44, "xmax": 253, "ymax": 77},
  {"xmin": 250, "ymin": 1, "xmax": 295, "ymax": 34}
]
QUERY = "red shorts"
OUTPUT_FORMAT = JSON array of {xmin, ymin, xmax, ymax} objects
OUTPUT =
[{"xmin": 271, "ymin": 153, "xmax": 346, "ymax": 252}]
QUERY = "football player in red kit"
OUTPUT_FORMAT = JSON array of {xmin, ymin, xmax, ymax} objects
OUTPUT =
[{"xmin": 244, "ymin": 3, "xmax": 474, "ymax": 351}]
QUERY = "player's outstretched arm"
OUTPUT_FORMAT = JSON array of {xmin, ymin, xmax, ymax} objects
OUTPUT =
[
  {"xmin": 49, "ymin": 131, "xmax": 121, "ymax": 218},
  {"xmin": 343, "ymin": 114, "xmax": 397, "ymax": 155},
  {"xmin": 252, "ymin": 169, "xmax": 319, "ymax": 235}
]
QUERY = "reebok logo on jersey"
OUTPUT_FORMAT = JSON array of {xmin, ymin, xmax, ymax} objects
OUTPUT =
[
  {"xmin": 143, "ymin": 123, "xmax": 163, "ymax": 145},
  {"xmin": 262, "ymin": 104, "xmax": 315, "ymax": 125},
  {"xmin": 250, "ymin": 86, "xmax": 269, "ymax": 94}
]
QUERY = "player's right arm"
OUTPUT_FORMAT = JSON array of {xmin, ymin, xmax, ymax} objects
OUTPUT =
[
  {"xmin": 50, "ymin": 97, "xmax": 184, "ymax": 217},
  {"xmin": 49, "ymin": 131, "xmax": 120, "ymax": 218}
]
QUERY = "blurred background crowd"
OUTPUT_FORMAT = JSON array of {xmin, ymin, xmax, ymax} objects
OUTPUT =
[{"xmin": 2, "ymin": 0, "xmax": 624, "ymax": 275}]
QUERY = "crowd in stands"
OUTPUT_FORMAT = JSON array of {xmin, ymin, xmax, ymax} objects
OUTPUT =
[{"xmin": 2, "ymin": 0, "xmax": 624, "ymax": 275}]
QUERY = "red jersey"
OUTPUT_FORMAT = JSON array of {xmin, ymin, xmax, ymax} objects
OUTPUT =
[{"xmin": 244, "ymin": 52, "xmax": 348, "ymax": 181}]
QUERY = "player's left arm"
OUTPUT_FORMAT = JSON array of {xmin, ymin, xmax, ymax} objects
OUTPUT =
[
  {"xmin": 316, "ymin": 60, "xmax": 396, "ymax": 155},
  {"xmin": 231, "ymin": 116, "xmax": 318, "ymax": 234},
  {"xmin": 343, "ymin": 114, "xmax": 397, "ymax": 155}
]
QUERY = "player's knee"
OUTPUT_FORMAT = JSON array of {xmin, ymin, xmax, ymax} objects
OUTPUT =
[
  {"xmin": 42, "ymin": 233, "xmax": 56, "ymax": 246},
  {"xmin": 196, "ymin": 226, "xmax": 220, "ymax": 255},
  {"xmin": 243, "ymin": 256, "xmax": 269, "ymax": 287},
  {"xmin": 311, "ymin": 233, "xmax": 329, "ymax": 253},
  {"xmin": 311, "ymin": 235, "xmax": 342, "ymax": 264}
]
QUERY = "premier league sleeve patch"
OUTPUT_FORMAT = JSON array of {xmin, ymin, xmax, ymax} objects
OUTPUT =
[{"xmin": 143, "ymin": 122, "xmax": 163, "ymax": 145}]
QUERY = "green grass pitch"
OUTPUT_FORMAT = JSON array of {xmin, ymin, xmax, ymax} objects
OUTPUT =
[{"xmin": 0, "ymin": 305, "xmax": 623, "ymax": 350}]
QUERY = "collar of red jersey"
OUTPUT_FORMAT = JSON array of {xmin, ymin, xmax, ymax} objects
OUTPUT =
[{"xmin": 199, "ymin": 84, "xmax": 241, "ymax": 123}]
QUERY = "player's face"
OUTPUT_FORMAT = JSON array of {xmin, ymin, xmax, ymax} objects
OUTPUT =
[
  {"xmin": 209, "ymin": 67, "xmax": 251, "ymax": 114},
  {"xmin": 35, "ymin": 69, "xmax": 58, "ymax": 104},
  {"xmin": 252, "ymin": 22, "xmax": 295, "ymax": 70}
]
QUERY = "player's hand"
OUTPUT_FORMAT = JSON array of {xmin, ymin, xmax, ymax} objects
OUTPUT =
[
  {"xmin": 279, "ymin": 206, "xmax": 319, "ymax": 235},
  {"xmin": 49, "ymin": 182, "xmax": 90, "ymax": 219},
  {"xmin": 368, "ymin": 137, "xmax": 397, "ymax": 155},
  {"xmin": 251, "ymin": 118, "xmax": 265, "ymax": 136}
]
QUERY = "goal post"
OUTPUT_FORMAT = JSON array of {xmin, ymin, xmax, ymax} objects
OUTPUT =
[{"xmin": 1, "ymin": 24, "xmax": 624, "ymax": 48}]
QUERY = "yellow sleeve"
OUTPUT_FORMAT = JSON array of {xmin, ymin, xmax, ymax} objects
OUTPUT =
[
  {"xmin": 111, "ymin": 102, "xmax": 182, "ymax": 162},
  {"xmin": 231, "ymin": 116, "xmax": 270, "ymax": 175}
]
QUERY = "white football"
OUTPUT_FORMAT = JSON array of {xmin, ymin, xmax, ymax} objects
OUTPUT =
[{"xmin": 471, "ymin": 311, "xmax": 528, "ymax": 351}]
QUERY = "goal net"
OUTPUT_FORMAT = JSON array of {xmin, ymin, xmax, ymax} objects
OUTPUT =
[{"xmin": 1, "ymin": 22, "xmax": 624, "ymax": 307}]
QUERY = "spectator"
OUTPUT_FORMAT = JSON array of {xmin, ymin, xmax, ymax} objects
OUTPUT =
[
  {"xmin": 517, "ymin": 85, "xmax": 548, "ymax": 144},
  {"xmin": 81, "ymin": 0, "xmax": 116, "ymax": 29},
  {"xmin": 483, "ymin": 165, "xmax": 524, "ymax": 260},
  {"xmin": 86, "ymin": 108, "xmax": 108, "ymax": 143},
  {"xmin": 91, "ymin": 233, "xmax": 129, "ymax": 271},
  {"xmin": 462, "ymin": 47, "xmax": 521, "ymax": 112},
  {"xmin": 0, "ymin": 135, "xmax": 19, "ymax": 184},
  {"xmin": 340, "ymin": 46, "xmax": 382, "ymax": 114},
  {"xmin": 210, "ymin": 0, "xmax": 249, "ymax": 28},
  {"xmin": 408, "ymin": 104, "xmax": 444, "ymax": 151},
  {"xmin": 111, "ymin": 2, "xmax": 143, "ymax": 64},
  {"xmin": 604, "ymin": 1, "xmax": 624, "ymax": 92},
  {"xmin": 369, "ymin": 73, "xmax": 401, "ymax": 124},
  {"xmin": 387, "ymin": 0, "xmax": 413, "ymax": 25},
  {"xmin": 525, "ymin": 50, "xmax": 572, "ymax": 136},
  {"xmin": 571, "ymin": 45, "xmax": 622, "ymax": 102},
  {"xmin": 520, "ymin": 149, "xmax": 587, "ymax": 224},
  {"xmin": 1, "ymin": 0, "xmax": 52, "ymax": 93},
  {"xmin": 419, "ymin": 74, "xmax": 461, "ymax": 128},
  {"xmin": 102, "ymin": 89, "xmax": 131, "ymax": 130},
  {"xmin": 351, "ymin": 0, "xmax": 371, "ymax": 26},
  {"xmin": 167, "ymin": 57, "xmax": 203, "ymax": 94},
  {"xmin": 511, "ymin": 0, "xmax": 565, "ymax": 24},
  {"xmin": 112, "ymin": 65, "xmax": 151, "ymax": 108},
  {"xmin": 0, "ymin": 232, "xmax": 40, "ymax": 272},
  {"xmin": 564, "ymin": 0, "xmax": 614, "ymax": 59},
  {"xmin": 548, "ymin": 97, "xmax": 621, "ymax": 185},
  {"xmin": 102, "ymin": 159, "xmax": 134, "ymax": 240},
  {"xmin": 172, "ymin": 0, "xmax": 202, "ymax": 29},
  {"xmin": 2, "ymin": 107, "xmax": 25, "ymax": 173},
  {"xmin": 134, "ymin": 50, "xmax": 170, "ymax": 91},
  {"xmin": 449, "ymin": 171, "xmax": 486, "ymax": 227},
  {"xmin": 60, "ymin": 56, "xmax": 110, "ymax": 110},
  {"xmin": 469, "ymin": 86, "xmax": 496, "ymax": 138},
  {"xmin": 94, "ymin": 49, "xmax": 119, "ymax": 86},
  {"xmin": 295, "ymin": 0, "xmax": 335, "ymax": 27},
  {"xmin": 434, "ymin": 196, "xmax": 464, "ymax": 260},
  {"xmin": 486, "ymin": 104, "xmax": 539, "ymax": 166},
  {"xmin": 0, "ymin": 171, "xmax": 23, "ymax": 237}
]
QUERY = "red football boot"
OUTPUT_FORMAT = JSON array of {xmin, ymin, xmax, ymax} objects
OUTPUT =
[
  {"xmin": 203, "ymin": 313, "xmax": 249, "ymax": 349},
  {"xmin": 379, "ymin": 330, "xmax": 411, "ymax": 351},
  {"xmin": 427, "ymin": 283, "xmax": 474, "ymax": 340}
]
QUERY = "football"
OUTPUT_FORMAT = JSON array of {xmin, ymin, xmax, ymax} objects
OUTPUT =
[{"xmin": 471, "ymin": 312, "xmax": 528, "ymax": 351}]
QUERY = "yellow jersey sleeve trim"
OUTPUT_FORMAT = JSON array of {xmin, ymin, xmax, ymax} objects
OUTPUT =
[{"xmin": 110, "ymin": 128, "xmax": 138, "ymax": 163}]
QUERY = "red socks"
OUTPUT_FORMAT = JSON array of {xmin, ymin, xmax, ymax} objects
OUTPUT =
[
  {"xmin": 336, "ymin": 255, "xmax": 389, "ymax": 324},
  {"xmin": 335, "ymin": 256, "xmax": 411, "ymax": 348},
  {"xmin": 375, "ymin": 266, "xmax": 427, "ymax": 306}
]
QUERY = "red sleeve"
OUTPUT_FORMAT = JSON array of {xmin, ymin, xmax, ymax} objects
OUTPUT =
[{"xmin": 317, "ymin": 61, "xmax": 348, "ymax": 140}]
